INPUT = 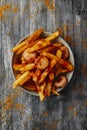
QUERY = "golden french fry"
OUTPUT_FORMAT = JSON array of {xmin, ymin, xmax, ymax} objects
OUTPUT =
[
  {"xmin": 37, "ymin": 82, "xmax": 46, "ymax": 101},
  {"xmin": 49, "ymin": 72, "xmax": 54, "ymax": 81},
  {"xmin": 38, "ymin": 45, "xmax": 56, "ymax": 53},
  {"xmin": 13, "ymin": 71, "xmax": 30, "ymax": 88},
  {"xmin": 40, "ymin": 52, "xmax": 58, "ymax": 60},
  {"xmin": 20, "ymin": 63, "xmax": 35, "ymax": 72},
  {"xmin": 59, "ymin": 59, "xmax": 74, "ymax": 71},
  {"xmin": 53, "ymin": 43, "xmax": 62, "ymax": 47},
  {"xmin": 38, "ymin": 71, "xmax": 48, "ymax": 83},
  {"xmin": 27, "ymin": 39, "xmax": 50, "ymax": 53},
  {"xmin": 16, "ymin": 45, "xmax": 28, "ymax": 55},
  {"xmin": 32, "ymin": 69, "xmax": 42, "ymax": 83},
  {"xmin": 12, "ymin": 40, "xmax": 28, "ymax": 52},
  {"xmin": 26, "ymin": 28, "xmax": 43, "ymax": 43},
  {"xmin": 45, "ymin": 72, "xmax": 54, "ymax": 96},
  {"xmin": 56, "ymin": 49, "xmax": 62, "ymax": 58},
  {"xmin": 19, "ymin": 75, "xmax": 31, "ymax": 85},
  {"xmin": 17, "ymin": 39, "xmax": 41, "ymax": 55},
  {"xmin": 45, "ymin": 31, "xmax": 59, "ymax": 41},
  {"xmin": 13, "ymin": 64, "xmax": 24, "ymax": 71},
  {"xmin": 51, "ymin": 89, "xmax": 60, "ymax": 96},
  {"xmin": 21, "ymin": 56, "xmax": 26, "ymax": 64},
  {"xmin": 45, "ymin": 82, "xmax": 52, "ymax": 96},
  {"xmin": 12, "ymin": 28, "xmax": 43, "ymax": 52},
  {"xmin": 41, "ymin": 52, "xmax": 74, "ymax": 71}
]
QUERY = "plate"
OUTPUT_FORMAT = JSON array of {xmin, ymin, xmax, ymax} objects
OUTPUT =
[{"xmin": 12, "ymin": 32, "xmax": 75, "ymax": 96}]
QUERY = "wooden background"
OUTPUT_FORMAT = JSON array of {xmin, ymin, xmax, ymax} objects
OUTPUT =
[{"xmin": 0, "ymin": 0, "xmax": 87, "ymax": 130}]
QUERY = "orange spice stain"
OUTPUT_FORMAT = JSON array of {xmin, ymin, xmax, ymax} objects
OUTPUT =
[
  {"xmin": 33, "ymin": 127, "xmax": 40, "ymax": 130},
  {"xmin": 29, "ymin": 14, "xmax": 34, "ymax": 19},
  {"xmin": 64, "ymin": 35, "xmax": 77, "ymax": 47},
  {"xmin": 13, "ymin": 7, "xmax": 18, "ymax": 13},
  {"xmin": 0, "ymin": 88, "xmax": 26, "ymax": 124},
  {"xmin": 83, "ymin": 43, "xmax": 87, "ymax": 49},
  {"xmin": 28, "ymin": 116, "xmax": 33, "ymax": 121},
  {"xmin": 43, "ymin": 0, "xmax": 55, "ymax": 10},
  {"xmin": 63, "ymin": 24, "xmax": 68, "ymax": 32},
  {"xmin": 58, "ymin": 27, "xmax": 63, "ymax": 36},
  {"xmin": 0, "ymin": 100, "xmax": 2, "ymax": 107},
  {"xmin": 51, "ymin": 121, "xmax": 57, "ymax": 129},
  {"xmin": 0, "ymin": 4, "xmax": 11, "ymax": 18},
  {"xmin": 24, "ymin": 4, "xmax": 31, "ymax": 11},
  {"xmin": 15, "ymin": 103, "xmax": 26, "ymax": 109},
  {"xmin": 74, "ymin": 111, "xmax": 78, "ymax": 116},
  {"xmin": 76, "ymin": 129, "xmax": 79, "ymax": 130},
  {"xmin": 42, "ymin": 112, "xmax": 48, "ymax": 117},
  {"xmin": 85, "ymin": 101, "xmax": 87, "ymax": 107},
  {"xmin": 3, "ymin": 96, "xmax": 14, "ymax": 111},
  {"xmin": 67, "ymin": 106, "xmax": 74, "ymax": 111},
  {"xmin": 64, "ymin": 35, "xmax": 72, "ymax": 43}
]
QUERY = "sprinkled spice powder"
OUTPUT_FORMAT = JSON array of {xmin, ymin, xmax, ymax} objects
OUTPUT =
[
  {"xmin": 0, "ymin": 4, "xmax": 11, "ymax": 18},
  {"xmin": 42, "ymin": 112, "xmax": 48, "ymax": 117},
  {"xmin": 67, "ymin": 106, "xmax": 74, "ymax": 111},
  {"xmin": 43, "ymin": 0, "xmax": 55, "ymax": 10},
  {"xmin": 74, "ymin": 111, "xmax": 78, "ymax": 116},
  {"xmin": 13, "ymin": 7, "xmax": 18, "ymax": 13},
  {"xmin": 0, "ymin": 88, "xmax": 26, "ymax": 124},
  {"xmin": 85, "ymin": 101, "xmax": 87, "ymax": 107},
  {"xmin": 83, "ymin": 43, "xmax": 87, "ymax": 48}
]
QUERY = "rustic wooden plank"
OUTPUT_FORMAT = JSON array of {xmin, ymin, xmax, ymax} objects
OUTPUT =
[{"xmin": 0, "ymin": 0, "xmax": 87, "ymax": 130}]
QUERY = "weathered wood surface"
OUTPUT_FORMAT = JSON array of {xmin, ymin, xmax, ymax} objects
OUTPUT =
[{"xmin": 0, "ymin": 0, "xmax": 87, "ymax": 130}]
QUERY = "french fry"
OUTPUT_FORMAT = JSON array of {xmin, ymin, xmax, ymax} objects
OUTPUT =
[
  {"xmin": 45, "ymin": 72, "xmax": 54, "ymax": 96},
  {"xmin": 12, "ymin": 28, "xmax": 43, "ymax": 52},
  {"xmin": 59, "ymin": 59, "xmax": 74, "ymax": 71},
  {"xmin": 20, "ymin": 63, "xmax": 35, "ymax": 72},
  {"xmin": 21, "ymin": 56, "xmax": 26, "ymax": 64},
  {"xmin": 53, "ymin": 42, "xmax": 62, "ymax": 47},
  {"xmin": 19, "ymin": 75, "xmax": 31, "ymax": 85},
  {"xmin": 38, "ymin": 45, "xmax": 56, "ymax": 53},
  {"xmin": 13, "ymin": 64, "xmax": 23, "ymax": 71},
  {"xmin": 37, "ymin": 82, "xmax": 46, "ymax": 101},
  {"xmin": 16, "ymin": 39, "xmax": 40, "ymax": 55},
  {"xmin": 41, "ymin": 52, "xmax": 74, "ymax": 71},
  {"xmin": 12, "ymin": 40, "xmax": 28, "ymax": 52},
  {"xmin": 13, "ymin": 71, "xmax": 30, "ymax": 88},
  {"xmin": 45, "ymin": 82, "xmax": 52, "ymax": 96},
  {"xmin": 26, "ymin": 28, "xmax": 43, "ymax": 43},
  {"xmin": 51, "ymin": 89, "xmax": 60, "ymax": 96},
  {"xmin": 45, "ymin": 31, "xmax": 59, "ymax": 41},
  {"xmin": 16, "ymin": 45, "xmax": 28, "ymax": 55},
  {"xmin": 49, "ymin": 72, "xmax": 54, "ymax": 81},
  {"xmin": 27, "ymin": 39, "xmax": 50, "ymax": 53},
  {"xmin": 56, "ymin": 49, "xmax": 62, "ymax": 58},
  {"xmin": 32, "ymin": 69, "xmax": 42, "ymax": 83},
  {"xmin": 38, "ymin": 71, "xmax": 48, "ymax": 83},
  {"xmin": 40, "ymin": 52, "xmax": 58, "ymax": 60},
  {"xmin": 24, "ymin": 85, "xmax": 37, "ymax": 91}
]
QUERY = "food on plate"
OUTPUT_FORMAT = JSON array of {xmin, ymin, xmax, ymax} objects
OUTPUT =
[{"xmin": 12, "ymin": 28, "xmax": 74, "ymax": 101}]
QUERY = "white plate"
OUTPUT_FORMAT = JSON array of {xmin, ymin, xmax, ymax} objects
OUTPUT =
[{"xmin": 12, "ymin": 32, "xmax": 75, "ymax": 96}]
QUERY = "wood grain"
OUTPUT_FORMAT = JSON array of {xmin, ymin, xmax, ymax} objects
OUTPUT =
[{"xmin": 0, "ymin": 0, "xmax": 87, "ymax": 130}]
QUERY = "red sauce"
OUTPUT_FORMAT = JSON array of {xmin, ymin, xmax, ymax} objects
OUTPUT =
[
  {"xmin": 57, "ymin": 77, "xmax": 62, "ymax": 83},
  {"xmin": 13, "ymin": 55, "xmax": 22, "ymax": 64}
]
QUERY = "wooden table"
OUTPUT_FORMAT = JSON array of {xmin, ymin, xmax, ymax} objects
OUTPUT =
[{"xmin": 0, "ymin": 0, "xmax": 87, "ymax": 130}]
